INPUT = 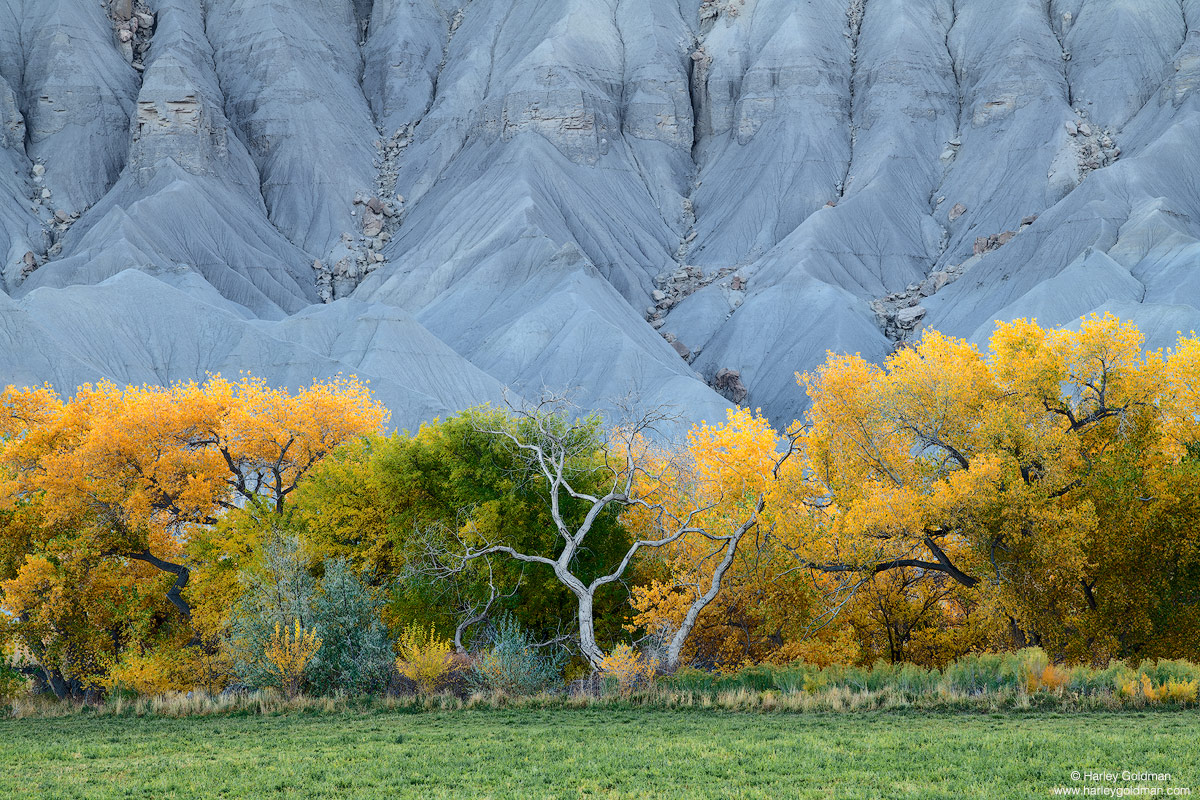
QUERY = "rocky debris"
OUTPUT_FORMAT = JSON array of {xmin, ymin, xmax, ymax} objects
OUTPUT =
[
  {"xmin": 895, "ymin": 305, "xmax": 926, "ymax": 327},
  {"xmin": 711, "ymin": 368, "xmax": 748, "ymax": 405},
  {"xmin": 317, "ymin": 243, "xmax": 388, "ymax": 303},
  {"xmin": 948, "ymin": 203, "xmax": 967, "ymax": 222},
  {"xmin": 973, "ymin": 215, "xmax": 1038, "ymax": 256},
  {"xmin": 660, "ymin": 331, "xmax": 698, "ymax": 363},
  {"xmin": 939, "ymin": 137, "xmax": 961, "ymax": 163},
  {"xmin": 362, "ymin": 210, "xmax": 383, "ymax": 237},
  {"xmin": 23, "ymin": 160, "xmax": 83, "ymax": 270},
  {"xmin": 872, "ymin": 280, "xmax": 945, "ymax": 339},
  {"xmin": 873, "ymin": 211, "xmax": 1035, "ymax": 341},
  {"xmin": 974, "ymin": 230, "xmax": 1015, "ymax": 255},
  {"xmin": 16, "ymin": 187, "xmax": 81, "ymax": 272},
  {"xmin": 699, "ymin": 0, "xmax": 746, "ymax": 25},
  {"xmin": 28, "ymin": 161, "xmax": 49, "ymax": 213},
  {"xmin": 20, "ymin": 251, "xmax": 38, "ymax": 279},
  {"xmin": 109, "ymin": 0, "xmax": 155, "ymax": 70},
  {"xmin": 320, "ymin": 127, "xmax": 413, "ymax": 301},
  {"xmin": 313, "ymin": 259, "xmax": 332, "ymax": 303},
  {"xmin": 644, "ymin": 264, "xmax": 735, "ymax": 327},
  {"xmin": 1064, "ymin": 109, "xmax": 1119, "ymax": 178}
]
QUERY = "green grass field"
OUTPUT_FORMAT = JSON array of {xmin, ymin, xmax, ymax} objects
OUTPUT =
[{"xmin": 2, "ymin": 709, "xmax": 1196, "ymax": 799}]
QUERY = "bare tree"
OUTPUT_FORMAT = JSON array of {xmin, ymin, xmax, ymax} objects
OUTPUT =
[{"xmin": 418, "ymin": 392, "xmax": 800, "ymax": 671}]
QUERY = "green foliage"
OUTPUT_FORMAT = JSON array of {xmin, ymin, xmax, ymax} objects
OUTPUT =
[
  {"xmin": 1129, "ymin": 658, "xmax": 1200, "ymax": 686},
  {"xmin": 0, "ymin": 664, "xmax": 26, "ymax": 700},
  {"xmin": 1077, "ymin": 439, "xmax": 1200, "ymax": 662},
  {"xmin": 228, "ymin": 539, "xmax": 393, "ymax": 695},
  {"xmin": 294, "ymin": 407, "xmax": 635, "ymax": 647},
  {"xmin": 941, "ymin": 652, "xmax": 1023, "ymax": 693},
  {"xmin": 308, "ymin": 559, "xmax": 395, "ymax": 695},
  {"xmin": 660, "ymin": 650, "xmax": 1200, "ymax": 701},
  {"xmin": 228, "ymin": 535, "xmax": 318, "ymax": 692},
  {"xmin": 468, "ymin": 617, "xmax": 567, "ymax": 695}
]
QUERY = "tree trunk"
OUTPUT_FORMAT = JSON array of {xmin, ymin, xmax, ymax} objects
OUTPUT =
[
  {"xmin": 42, "ymin": 667, "xmax": 69, "ymax": 700},
  {"xmin": 1009, "ymin": 616, "xmax": 1029, "ymax": 649},
  {"xmin": 24, "ymin": 667, "xmax": 48, "ymax": 697},
  {"xmin": 664, "ymin": 507, "xmax": 760, "ymax": 671},
  {"xmin": 454, "ymin": 612, "xmax": 488, "ymax": 656},
  {"xmin": 126, "ymin": 550, "xmax": 192, "ymax": 621},
  {"xmin": 575, "ymin": 591, "xmax": 605, "ymax": 669}
]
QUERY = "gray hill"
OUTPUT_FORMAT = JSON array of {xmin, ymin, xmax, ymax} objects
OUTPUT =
[{"xmin": 2, "ymin": 0, "xmax": 1199, "ymax": 429}]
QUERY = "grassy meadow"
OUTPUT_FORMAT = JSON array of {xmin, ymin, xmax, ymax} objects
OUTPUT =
[{"xmin": 2, "ymin": 708, "xmax": 1197, "ymax": 799}]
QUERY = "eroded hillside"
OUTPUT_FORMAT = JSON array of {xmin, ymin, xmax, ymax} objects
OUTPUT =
[{"xmin": 2, "ymin": 0, "xmax": 1199, "ymax": 428}]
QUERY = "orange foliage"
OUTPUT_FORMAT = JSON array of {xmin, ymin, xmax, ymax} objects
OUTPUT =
[{"xmin": 0, "ymin": 374, "xmax": 386, "ymax": 694}]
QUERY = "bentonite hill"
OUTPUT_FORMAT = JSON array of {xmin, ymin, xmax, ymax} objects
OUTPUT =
[{"xmin": 2, "ymin": 0, "xmax": 1199, "ymax": 428}]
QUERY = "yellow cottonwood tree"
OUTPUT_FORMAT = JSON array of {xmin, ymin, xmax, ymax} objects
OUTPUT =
[
  {"xmin": 784, "ymin": 314, "xmax": 1198, "ymax": 658},
  {"xmin": 626, "ymin": 407, "xmax": 814, "ymax": 669},
  {"xmin": 0, "ymin": 375, "xmax": 386, "ymax": 694}
]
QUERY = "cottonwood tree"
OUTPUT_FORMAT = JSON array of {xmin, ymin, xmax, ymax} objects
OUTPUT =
[
  {"xmin": 292, "ymin": 407, "xmax": 635, "ymax": 647},
  {"xmin": 419, "ymin": 395, "xmax": 798, "ymax": 671},
  {"xmin": 779, "ymin": 314, "xmax": 1200, "ymax": 658},
  {"xmin": 627, "ymin": 407, "xmax": 811, "ymax": 669},
  {"xmin": 0, "ymin": 376, "xmax": 386, "ymax": 694}
]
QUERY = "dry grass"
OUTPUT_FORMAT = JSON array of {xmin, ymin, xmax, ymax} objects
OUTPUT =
[{"xmin": 5, "ymin": 682, "xmax": 1176, "ymax": 720}]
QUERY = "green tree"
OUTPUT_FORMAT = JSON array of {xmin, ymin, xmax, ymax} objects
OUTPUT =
[{"xmin": 292, "ymin": 407, "xmax": 636, "ymax": 650}]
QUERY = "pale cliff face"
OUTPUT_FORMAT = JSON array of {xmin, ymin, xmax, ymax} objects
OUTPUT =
[{"xmin": 2, "ymin": 0, "xmax": 1199, "ymax": 430}]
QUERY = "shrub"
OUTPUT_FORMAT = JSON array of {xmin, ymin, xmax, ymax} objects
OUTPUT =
[
  {"xmin": 104, "ymin": 646, "xmax": 231, "ymax": 697},
  {"xmin": 943, "ymin": 652, "xmax": 1007, "ymax": 693},
  {"xmin": 262, "ymin": 621, "xmax": 322, "ymax": 698},
  {"xmin": 1026, "ymin": 664, "xmax": 1069, "ymax": 692},
  {"xmin": 772, "ymin": 667, "xmax": 810, "ymax": 695},
  {"xmin": 599, "ymin": 644, "xmax": 658, "ymax": 695},
  {"xmin": 940, "ymin": 649, "xmax": 1051, "ymax": 694},
  {"xmin": 229, "ymin": 535, "xmax": 318, "ymax": 692},
  {"xmin": 1134, "ymin": 659, "xmax": 1200, "ymax": 686},
  {"xmin": 395, "ymin": 624, "xmax": 457, "ymax": 693},
  {"xmin": 1118, "ymin": 673, "xmax": 1199, "ymax": 704},
  {"xmin": 664, "ymin": 666, "xmax": 719, "ymax": 694},
  {"xmin": 229, "ymin": 539, "xmax": 393, "ymax": 696},
  {"xmin": 308, "ymin": 559, "xmax": 395, "ymax": 695},
  {"xmin": 468, "ymin": 617, "xmax": 566, "ymax": 695},
  {"xmin": 0, "ymin": 664, "xmax": 27, "ymax": 700},
  {"xmin": 1162, "ymin": 679, "xmax": 1200, "ymax": 703}
]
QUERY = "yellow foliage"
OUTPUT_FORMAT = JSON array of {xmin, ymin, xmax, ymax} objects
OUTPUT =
[
  {"xmin": 1164, "ymin": 333, "xmax": 1200, "ymax": 455},
  {"xmin": 1026, "ymin": 664, "xmax": 1068, "ymax": 693},
  {"xmin": 1162, "ymin": 679, "xmax": 1199, "ymax": 703},
  {"xmin": 628, "ymin": 408, "xmax": 811, "ymax": 669},
  {"xmin": 395, "ymin": 623, "xmax": 456, "ymax": 693},
  {"xmin": 599, "ymin": 644, "xmax": 658, "ymax": 695},
  {"xmin": 0, "ymin": 373, "xmax": 386, "ymax": 689},
  {"xmin": 769, "ymin": 626, "xmax": 861, "ymax": 669},
  {"xmin": 782, "ymin": 314, "xmax": 1193, "ymax": 660},
  {"xmin": 261, "ymin": 620, "xmax": 321, "ymax": 697},
  {"xmin": 1119, "ymin": 674, "xmax": 1198, "ymax": 704},
  {"xmin": 104, "ymin": 645, "xmax": 231, "ymax": 697}
]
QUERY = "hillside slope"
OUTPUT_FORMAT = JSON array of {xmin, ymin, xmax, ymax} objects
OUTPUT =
[{"xmin": 2, "ymin": 0, "xmax": 1198, "ymax": 428}]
